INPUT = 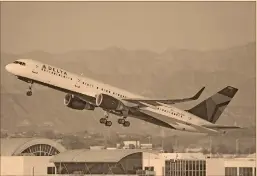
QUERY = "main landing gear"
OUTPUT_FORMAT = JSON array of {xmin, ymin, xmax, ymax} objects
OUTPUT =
[
  {"xmin": 26, "ymin": 81, "xmax": 33, "ymax": 96},
  {"xmin": 118, "ymin": 117, "xmax": 130, "ymax": 127},
  {"xmin": 99, "ymin": 111, "xmax": 130, "ymax": 127},
  {"xmin": 99, "ymin": 111, "xmax": 112, "ymax": 127}
]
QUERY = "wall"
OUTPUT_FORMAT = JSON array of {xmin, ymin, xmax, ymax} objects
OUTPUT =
[
  {"xmin": 160, "ymin": 152, "xmax": 206, "ymax": 160},
  {"xmin": 142, "ymin": 152, "xmax": 207, "ymax": 176},
  {"xmin": 0, "ymin": 156, "xmax": 24, "ymax": 176},
  {"xmin": 0, "ymin": 156, "xmax": 55, "ymax": 176},
  {"xmin": 225, "ymin": 158, "xmax": 256, "ymax": 176},
  {"xmin": 142, "ymin": 152, "xmax": 164, "ymax": 176},
  {"xmin": 224, "ymin": 158, "xmax": 256, "ymax": 167},
  {"xmin": 23, "ymin": 156, "xmax": 55, "ymax": 175},
  {"xmin": 206, "ymin": 158, "xmax": 225, "ymax": 176}
]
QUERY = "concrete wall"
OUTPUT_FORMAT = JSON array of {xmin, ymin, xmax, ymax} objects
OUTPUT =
[
  {"xmin": 225, "ymin": 158, "xmax": 256, "ymax": 176},
  {"xmin": 1, "ymin": 156, "xmax": 24, "ymax": 175},
  {"xmin": 23, "ymin": 156, "xmax": 55, "ymax": 175},
  {"xmin": 206, "ymin": 158, "xmax": 256, "ymax": 176},
  {"xmin": 224, "ymin": 158, "xmax": 256, "ymax": 167},
  {"xmin": 0, "ymin": 156, "xmax": 54, "ymax": 176},
  {"xmin": 206, "ymin": 158, "xmax": 225, "ymax": 176},
  {"xmin": 142, "ymin": 152, "xmax": 164, "ymax": 176}
]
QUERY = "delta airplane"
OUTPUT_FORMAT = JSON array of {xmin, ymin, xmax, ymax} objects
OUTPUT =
[{"xmin": 5, "ymin": 59, "xmax": 241, "ymax": 134}]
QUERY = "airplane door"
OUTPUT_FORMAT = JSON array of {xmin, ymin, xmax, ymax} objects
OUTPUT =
[
  {"xmin": 74, "ymin": 78, "xmax": 81, "ymax": 88},
  {"xmin": 32, "ymin": 65, "xmax": 39, "ymax": 74}
]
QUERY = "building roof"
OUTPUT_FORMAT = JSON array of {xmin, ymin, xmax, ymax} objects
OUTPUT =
[
  {"xmin": 0, "ymin": 138, "xmax": 66, "ymax": 156},
  {"xmin": 160, "ymin": 152, "xmax": 206, "ymax": 160},
  {"xmin": 50, "ymin": 149, "xmax": 156, "ymax": 163}
]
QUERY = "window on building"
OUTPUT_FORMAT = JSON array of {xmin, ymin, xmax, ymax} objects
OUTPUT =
[
  {"xmin": 225, "ymin": 167, "xmax": 237, "ymax": 176},
  {"xmin": 47, "ymin": 167, "xmax": 55, "ymax": 174},
  {"xmin": 146, "ymin": 166, "xmax": 154, "ymax": 171},
  {"xmin": 165, "ymin": 159, "xmax": 206, "ymax": 176},
  {"xmin": 21, "ymin": 144, "xmax": 60, "ymax": 156},
  {"xmin": 145, "ymin": 166, "xmax": 151, "ymax": 171},
  {"xmin": 239, "ymin": 167, "xmax": 253, "ymax": 176}
]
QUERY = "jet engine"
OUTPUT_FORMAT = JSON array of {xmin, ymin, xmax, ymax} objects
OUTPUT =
[
  {"xmin": 64, "ymin": 94, "xmax": 95, "ymax": 110},
  {"xmin": 95, "ymin": 93, "xmax": 126, "ymax": 111}
]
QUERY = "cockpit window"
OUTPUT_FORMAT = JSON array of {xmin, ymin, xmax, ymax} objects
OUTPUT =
[{"xmin": 13, "ymin": 61, "xmax": 26, "ymax": 66}]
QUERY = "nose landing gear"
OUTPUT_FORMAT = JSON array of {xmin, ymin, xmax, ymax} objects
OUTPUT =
[{"xmin": 26, "ymin": 81, "xmax": 33, "ymax": 96}]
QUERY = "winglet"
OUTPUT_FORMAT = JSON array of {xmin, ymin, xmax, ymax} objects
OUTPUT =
[{"xmin": 191, "ymin": 87, "xmax": 205, "ymax": 100}]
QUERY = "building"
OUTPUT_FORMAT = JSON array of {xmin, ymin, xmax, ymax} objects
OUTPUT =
[
  {"xmin": 149, "ymin": 152, "xmax": 207, "ymax": 176},
  {"xmin": 143, "ymin": 152, "xmax": 256, "ymax": 176},
  {"xmin": 0, "ymin": 137, "xmax": 66, "ymax": 176},
  {"xmin": 123, "ymin": 141, "xmax": 141, "ymax": 149},
  {"xmin": 50, "ymin": 149, "xmax": 157, "ymax": 175},
  {"xmin": 1, "ymin": 137, "xmax": 255, "ymax": 176}
]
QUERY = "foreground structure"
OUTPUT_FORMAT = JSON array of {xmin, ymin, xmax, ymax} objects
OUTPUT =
[{"xmin": 0, "ymin": 138, "xmax": 256, "ymax": 176}]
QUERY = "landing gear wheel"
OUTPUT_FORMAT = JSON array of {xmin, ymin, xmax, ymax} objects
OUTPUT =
[
  {"xmin": 100, "ymin": 118, "xmax": 107, "ymax": 124},
  {"xmin": 26, "ymin": 81, "xmax": 33, "ymax": 96},
  {"xmin": 26, "ymin": 91, "xmax": 32, "ymax": 96},
  {"xmin": 105, "ymin": 121, "xmax": 112, "ymax": 127},
  {"xmin": 123, "ymin": 121, "xmax": 130, "ymax": 127},
  {"xmin": 118, "ymin": 118, "xmax": 125, "ymax": 124}
]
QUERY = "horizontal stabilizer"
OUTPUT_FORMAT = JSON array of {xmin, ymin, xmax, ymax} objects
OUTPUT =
[{"xmin": 202, "ymin": 124, "xmax": 242, "ymax": 129}]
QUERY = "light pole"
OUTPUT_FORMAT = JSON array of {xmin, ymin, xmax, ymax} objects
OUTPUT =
[
  {"xmin": 209, "ymin": 136, "xmax": 212, "ymax": 158},
  {"xmin": 147, "ymin": 136, "xmax": 151, "ymax": 176},
  {"xmin": 236, "ymin": 138, "xmax": 239, "ymax": 155}
]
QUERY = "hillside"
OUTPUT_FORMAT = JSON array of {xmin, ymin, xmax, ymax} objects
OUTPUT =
[{"xmin": 0, "ymin": 42, "xmax": 256, "ymax": 136}]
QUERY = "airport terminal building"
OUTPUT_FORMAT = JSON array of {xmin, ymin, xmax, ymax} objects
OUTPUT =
[
  {"xmin": 0, "ymin": 138, "xmax": 66, "ymax": 175},
  {"xmin": 0, "ymin": 137, "xmax": 256, "ymax": 176}
]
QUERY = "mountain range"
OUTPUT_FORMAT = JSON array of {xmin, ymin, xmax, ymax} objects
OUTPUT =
[{"xmin": 1, "ymin": 42, "xmax": 256, "ymax": 137}]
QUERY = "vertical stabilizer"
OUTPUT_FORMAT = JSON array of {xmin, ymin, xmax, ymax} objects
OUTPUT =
[{"xmin": 187, "ymin": 86, "xmax": 238, "ymax": 123}]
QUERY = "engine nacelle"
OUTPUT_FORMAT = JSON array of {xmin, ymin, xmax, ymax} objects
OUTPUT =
[
  {"xmin": 95, "ymin": 93, "xmax": 126, "ymax": 111},
  {"xmin": 64, "ymin": 94, "xmax": 95, "ymax": 110}
]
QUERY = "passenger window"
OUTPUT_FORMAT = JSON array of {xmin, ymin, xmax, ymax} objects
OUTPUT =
[{"xmin": 13, "ymin": 61, "xmax": 26, "ymax": 66}]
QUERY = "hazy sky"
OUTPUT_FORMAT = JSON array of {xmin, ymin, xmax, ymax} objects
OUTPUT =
[{"xmin": 1, "ymin": 1, "xmax": 256, "ymax": 54}]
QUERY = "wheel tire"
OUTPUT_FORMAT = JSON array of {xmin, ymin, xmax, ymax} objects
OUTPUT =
[
  {"xmin": 123, "ymin": 121, "xmax": 130, "ymax": 127},
  {"xmin": 26, "ymin": 91, "xmax": 32, "ymax": 96},
  {"xmin": 118, "ymin": 119, "xmax": 125, "ymax": 124},
  {"xmin": 100, "ymin": 118, "xmax": 107, "ymax": 124},
  {"xmin": 106, "ymin": 121, "xmax": 112, "ymax": 126}
]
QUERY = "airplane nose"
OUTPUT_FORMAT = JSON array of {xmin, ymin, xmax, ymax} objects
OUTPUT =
[{"xmin": 5, "ymin": 64, "xmax": 13, "ymax": 73}]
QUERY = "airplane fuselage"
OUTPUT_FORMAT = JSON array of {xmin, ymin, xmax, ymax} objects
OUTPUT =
[{"xmin": 5, "ymin": 59, "xmax": 215, "ymax": 133}]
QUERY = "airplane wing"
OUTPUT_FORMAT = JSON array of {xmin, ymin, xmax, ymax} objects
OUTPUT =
[{"xmin": 123, "ymin": 87, "xmax": 205, "ymax": 107}]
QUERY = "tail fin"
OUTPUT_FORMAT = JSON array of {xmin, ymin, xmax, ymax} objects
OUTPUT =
[{"xmin": 187, "ymin": 86, "xmax": 238, "ymax": 123}]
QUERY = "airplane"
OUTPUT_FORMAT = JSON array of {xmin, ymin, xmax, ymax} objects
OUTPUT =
[{"xmin": 5, "ymin": 59, "xmax": 241, "ymax": 134}]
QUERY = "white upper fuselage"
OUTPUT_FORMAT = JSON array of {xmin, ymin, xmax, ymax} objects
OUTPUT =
[{"xmin": 5, "ymin": 59, "xmax": 214, "ymax": 132}]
